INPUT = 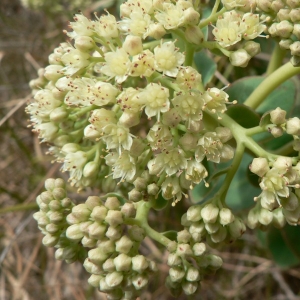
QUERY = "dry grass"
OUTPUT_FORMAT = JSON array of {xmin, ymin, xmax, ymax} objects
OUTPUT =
[{"xmin": 1, "ymin": 0, "xmax": 300, "ymax": 299}]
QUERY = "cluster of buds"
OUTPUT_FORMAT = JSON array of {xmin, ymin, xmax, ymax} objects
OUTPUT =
[
  {"xmin": 33, "ymin": 178, "xmax": 85, "ymax": 263},
  {"xmin": 249, "ymin": 156, "xmax": 300, "ymax": 226},
  {"xmin": 166, "ymin": 236, "xmax": 222, "ymax": 297},
  {"xmin": 182, "ymin": 201, "xmax": 246, "ymax": 246}
]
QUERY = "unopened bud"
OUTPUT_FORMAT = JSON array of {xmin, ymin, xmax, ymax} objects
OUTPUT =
[
  {"xmin": 177, "ymin": 229, "xmax": 191, "ymax": 243},
  {"xmin": 182, "ymin": 281, "xmax": 198, "ymax": 295},
  {"xmin": 201, "ymin": 204, "xmax": 219, "ymax": 224},
  {"xmin": 210, "ymin": 226, "xmax": 227, "ymax": 243},
  {"xmin": 250, "ymin": 157, "xmax": 269, "ymax": 177},
  {"xmin": 48, "ymin": 200, "xmax": 61, "ymax": 211},
  {"xmin": 281, "ymin": 192, "xmax": 299, "ymax": 211},
  {"xmin": 185, "ymin": 25, "xmax": 204, "ymax": 45},
  {"xmin": 44, "ymin": 65, "xmax": 64, "ymax": 81},
  {"xmin": 205, "ymin": 222, "xmax": 220, "ymax": 234},
  {"xmin": 192, "ymin": 242, "xmax": 206, "ymax": 256},
  {"xmin": 66, "ymin": 224, "xmax": 84, "ymax": 241},
  {"xmin": 229, "ymin": 49, "xmax": 251, "ymax": 67},
  {"xmin": 278, "ymin": 8, "xmax": 291, "ymax": 21},
  {"xmin": 176, "ymin": 243, "xmax": 193, "ymax": 257},
  {"xmin": 91, "ymin": 205, "xmax": 108, "ymax": 222},
  {"xmin": 132, "ymin": 255, "xmax": 149, "ymax": 273},
  {"xmin": 88, "ymin": 274, "xmax": 102, "ymax": 288},
  {"xmin": 82, "ymin": 161, "xmax": 98, "ymax": 178},
  {"xmin": 52, "ymin": 187, "xmax": 66, "ymax": 200},
  {"xmin": 147, "ymin": 183, "xmax": 159, "ymax": 195},
  {"xmin": 44, "ymin": 178, "xmax": 56, "ymax": 191},
  {"xmin": 243, "ymin": 41, "xmax": 261, "ymax": 57},
  {"xmin": 219, "ymin": 208, "xmax": 234, "ymax": 225},
  {"xmin": 105, "ymin": 271, "xmax": 123, "ymax": 288},
  {"xmin": 167, "ymin": 253, "xmax": 182, "ymax": 266},
  {"xmin": 115, "ymin": 235, "xmax": 134, "ymax": 253},
  {"xmin": 105, "ymin": 210, "xmax": 123, "ymax": 227},
  {"xmin": 181, "ymin": 213, "xmax": 192, "ymax": 227},
  {"xmin": 123, "ymin": 35, "xmax": 143, "ymax": 56},
  {"xmin": 128, "ymin": 225, "xmax": 145, "ymax": 242},
  {"xmin": 114, "ymin": 253, "xmax": 132, "ymax": 272},
  {"xmin": 186, "ymin": 266, "xmax": 200, "ymax": 282},
  {"xmin": 88, "ymin": 222, "xmax": 107, "ymax": 239},
  {"xmin": 74, "ymin": 36, "xmax": 95, "ymax": 52},
  {"xmin": 48, "ymin": 211, "xmax": 64, "ymax": 224},
  {"xmin": 276, "ymin": 20, "xmax": 294, "ymax": 38},
  {"xmin": 258, "ymin": 208, "xmax": 273, "ymax": 225},
  {"xmin": 128, "ymin": 188, "xmax": 142, "ymax": 202},
  {"xmin": 279, "ymin": 38, "xmax": 293, "ymax": 49},
  {"xmin": 169, "ymin": 267, "xmax": 185, "ymax": 283},
  {"xmin": 121, "ymin": 202, "xmax": 136, "ymax": 218},
  {"xmin": 42, "ymin": 234, "xmax": 59, "ymax": 247},
  {"xmin": 228, "ymin": 218, "xmax": 246, "ymax": 239},
  {"xmin": 103, "ymin": 258, "xmax": 116, "ymax": 273},
  {"xmin": 106, "ymin": 225, "xmax": 123, "ymax": 241},
  {"xmin": 71, "ymin": 204, "xmax": 91, "ymax": 222},
  {"xmin": 148, "ymin": 23, "xmax": 166, "ymax": 40},
  {"xmin": 290, "ymin": 41, "xmax": 300, "ymax": 56},
  {"xmin": 271, "ymin": 126, "xmax": 284, "ymax": 138},
  {"xmin": 273, "ymin": 156, "xmax": 292, "ymax": 170},
  {"xmin": 131, "ymin": 274, "xmax": 148, "ymax": 290}
]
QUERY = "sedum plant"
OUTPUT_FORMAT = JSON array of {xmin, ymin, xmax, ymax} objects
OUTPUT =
[{"xmin": 26, "ymin": 0, "xmax": 300, "ymax": 298}]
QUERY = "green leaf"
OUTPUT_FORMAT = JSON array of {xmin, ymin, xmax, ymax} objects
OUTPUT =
[
  {"xmin": 162, "ymin": 230, "xmax": 178, "ymax": 241},
  {"xmin": 226, "ymin": 104, "xmax": 261, "ymax": 128},
  {"xmin": 194, "ymin": 51, "xmax": 217, "ymax": 86},
  {"xmin": 226, "ymin": 76, "xmax": 298, "ymax": 116},
  {"xmin": 226, "ymin": 153, "xmax": 261, "ymax": 211},
  {"xmin": 151, "ymin": 193, "xmax": 169, "ymax": 211},
  {"xmin": 266, "ymin": 225, "xmax": 300, "ymax": 268},
  {"xmin": 200, "ymin": 7, "xmax": 211, "ymax": 40}
]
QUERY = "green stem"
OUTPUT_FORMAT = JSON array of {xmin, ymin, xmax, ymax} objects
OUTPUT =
[
  {"xmin": 134, "ymin": 201, "xmax": 172, "ymax": 247},
  {"xmin": 266, "ymin": 43, "xmax": 287, "ymax": 76},
  {"xmin": 218, "ymin": 143, "xmax": 245, "ymax": 201},
  {"xmin": 245, "ymin": 126, "xmax": 266, "ymax": 136},
  {"xmin": 199, "ymin": 7, "xmax": 226, "ymax": 29},
  {"xmin": 185, "ymin": 42, "xmax": 195, "ymax": 67},
  {"xmin": 244, "ymin": 62, "xmax": 300, "ymax": 109},
  {"xmin": 0, "ymin": 203, "xmax": 38, "ymax": 214}
]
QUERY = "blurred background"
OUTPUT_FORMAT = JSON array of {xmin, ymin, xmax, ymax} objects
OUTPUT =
[{"xmin": 1, "ymin": 0, "xmax": 300, "ymax": 299}]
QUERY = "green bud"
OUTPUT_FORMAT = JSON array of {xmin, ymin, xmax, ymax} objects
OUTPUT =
[
  {"xmin": 181, "ymin": 213, "xmax": 192, "ymax": 227},
  {"xmin": 287, "ymin": 0, "xmax": 300, "ymax": 9},
  {"xmin": 105, "ymin": 210, "xmax": 124, "ymax": 227},
  {"xmin": 66, "ymin": 224, "xmax": 84, "ymax": 241},
  {"xmin": 206, "ymin": 254, "xmax": 223, "ymax": 270},
  {"xmin": 128, "ymin": 189, "xmax": 142, "ymax": 202},
  {"xmin": 281, "ymin": 192, "xmax": 299, "ymax": 211},
  {"xmin": 272, "ymin": 207, "xmax": 286, "ymax": 228},
  {"xmin": 279, "ymin": 39, "xmax": 293, "ymax": 50},
  {"xmin": 106, "ymin": 225, "xmax": 123, "ymax": 241},
  {"xmin": 243, "ymin": 41, "xmax": 261, "ymax": 57},
  {"xmin": 103, "ymin": 258, "xmax": 116, "ymax": 273},
  {"xmin": 128, "ymin": 225, "xmax": 145, "ymax": 242},
  {"xmin": 91, "ymin": 205, "xmax": 108, "ymax": 222},
  {"xmin": 115, "ymin": 235, "xmax": 134, "ymax": 253},
  {"xmin": 132, "ymin": 255, "xmax": 149, "ymax": 273},
  {"xmin": 42, "ymin": 234, "xmax": 59, "ymax": 247},
  {"xmin": 132, "ymin": 274, "xmax": 148, "ymax": 290},
  {"xmin": 258, "ymin": 208, "xmax": 273, "ymax": 226},
  {"xmin": 270, "ymin": 107, "xmax": 287, "ymax": 125},
  {"xmin": 187, "ymin": 205, "xmax": 202, "ymax": 222},
  {"xmin": 99, "ymin": 277, "xmax": 113, "ymax": 292},
  {"xmin": 256, "ymin": 0, "xmax": 272, "ymax": 12},
  {"xmin": 114, "ymin": 253, "xmax": 132, "ymax": 272},
  {"xmin": 47, "ymin": 211, "xmax": 64, "ymax": 224},
  {"xmin": 105, "ymin": 271, "xmax": 124, "ymax": 288},
  {"xmin": 271, "ymin": 0, "xmax": 285, "ymax": 12},
  {"xmin": 271, "ymin": 126, "xmax": 284, "ymax": 138},
  {"xmin": 186, "ymin": 267, "xmax": 200, "ymax": 282},
  {"xmin": 61, "ymin": 197, "xmax": 73, "ymax": 208},
  {"xmin": 85, "ymin": 196, "xmax": 102, "ymax": 210},
  {"xmin": 40, "ymin": 191, "xmax": 53, "ymax": 204},
  {"xmin": 88, "ymin": 274, "xmax": 103, "ymax": 288},
  {"xmin": 210, "ymin": 226, "xmax": 227, "ymax": 243},
  {"xmin": 185, "ymin": 25, "xmax": 204, "ymax": 45},
  {"xmin": 169, "ymin": 267, "xmax": 185, "ymax": 283},
  {"xmin": 50, "ymin": 107, "xmax": 68, "ymax": 122},
  {"xmin": 228, "ymin": 218, "xmax": 246, "ymax": 239},
  {"xmin": 45, "ymin": 223, "xmax": 60, "ymax": 234},
  {"xmin": 205, "ymin": 222, "xmax": 220, "ymax": 234},
  {"xmin": 276, "ymin": 20, "xmax": 294, "ymax": 38},
  {"xmin": 192, "ymin": 243, "xmax": 206, "ymax": 256},
  {"xmin": 162, "ymin": 108, "xmax": 181, "ymax": 128},
  {"xmin": 290, "ymin": 41, "xmax": 300, "ymax": 56},
  {"xmin": 79, "ymin": 221, "xmax": 93, "ymax": 235},
  {"xmin": 278, "ymin": 8, "xmax": 291, "ymax": 21},
  {"xmin": 273, "ymin": 156, "xmax": 292, "ymax": 170},
  {"xmin": 105, "ymin": 197, "xmax": 121, "ymax": 210},
  {"xmin": 83, "ymin": 161, "xmax": 98, "ymax": 178},
  {"xmin": 182, "ymin": 281, "xmax": 198, "ymax": 295},
  {"xmin": 133, "ymin": 177, "xmax": 147, "ymax": 191},
  {"xmin": 293, "ymin": 24, "xmax": 300, "ymax": 39},
  {"xmin": 147, "ymin": 183, "xmax": 159, "ymax": 196},
  {"xmin": 201, "ymin": 204, "xmax": 219, "ymax": 224},
  {"xmin": 283, "ymin": 205, "xmax": 300, "ymax": 225}
]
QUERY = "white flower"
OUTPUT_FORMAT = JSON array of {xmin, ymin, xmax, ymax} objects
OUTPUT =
[
  {"xmin": 154, "ymin": 41, "xmax": 185, "ymax": 77},
  {"xmin": 155, "ymin": 2, "xmax": 184, "ymax": 29},
  {"xmin": 242, "ymin": 13, "xmax": 266, "ymax": 40},
  {"xmin": 130, "ymin": 50, "xmax": 155, "ymax": 77},
  {"xmin": 140, "ymin": 83, "xmax": 170, "ymax": 120},
  {"xmin": 202, "ymin": 88, "xmax": 229, "ymax": 114},
  {"xmin": 117, "ymin": 87, "xmax": 143, "ymax": 113},
  {"xmin": 65, "ymin": 78, "xmax": 119, "ymax": 107},
  {"xmin": 88, "ymin": 108, "xmax": 117, "ymax": 136},
  {"xmin": 34, "ymin": 122, "xmax": 59, "ymax": 142},
  {"xmin": 185, "ymin": 160, "xmax": 208, "ymax": 185},
  {"xmin": 148, "ymin": 147, "xmax": 187, "ymax": 176},
  {"xmin": 62, "ymin": 151, "xmax": 89, "ymax": 186},
  {"xmin": 94, "ymin": 13, "xmax": 119, "ymax": 39},
  {"xmin": 61, "ymin": 47, "xmax": 90, "ymax": 75},
  {"xmin": 68, "ymin": 14, "xmax": 94, "ymax": 39},
  {"xmin": 147, "ymin": 123, "xmax": 173, "ymax": 150},
  {"xmin": 175, "ymin": 67, "xmax": 202, "ymax": 91},
  {"xmin": 101, "ymin": 48, "xmax": 131, "ymax": 83},
  {"xmin": 161, "ymin": 176, "xmax": 183, "ymax": 205},
  {"xmin": 118, "ymin": 8, "xmax": 153, "ymax": 38},
  {"xmin": 212, "ymin": 11, "xmax": 246, "ymax": 48},
  {"xmin": 120, "ymin": 0, "xmax": 154, "ymax": 18}
]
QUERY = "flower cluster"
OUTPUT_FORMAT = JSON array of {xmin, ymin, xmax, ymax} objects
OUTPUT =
[{"xmin": 249, "ymin": 156, "xmax": 300, "ymax": 227}]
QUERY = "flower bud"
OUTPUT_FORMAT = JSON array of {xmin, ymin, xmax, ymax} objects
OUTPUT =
[
  {"xmin": 228, "ymin": 218, "xmax": 246, "ymax": 239},
  {"xmin": 186, "ymin": 266, "xmax": 200, "ymax": 282},
  {"xmin": 105, "ymin": 271, "xmax": 123, "ymax": 288},
  {"xmin": 176, "ymin": 243, "xmax": 193, "ymax": 257},
  {"xmin": 167, "ymin": 241, "xmax": 178, "ymax": 253},
  {"xmin": 185, "ymin": 25, "xmax": 204, "ymax": 45},
  {"xmin": 169, "ymin": 267, "xmax": 185, "ymax": 283},
  {"xmin": 74, "ymin": 36, "xmax": 95, "ymax": 52},
  {"xmin": 249, "ymin": 157, "xmax": 269, "ymax": 177},
  {"xmin": 123, "ymin": 35, "xmax": 143, "ymax": 56},
  {"xmin": 201, "ymin": 204, "xmax": 219, "ymax": 224},
  {"xmin": 44, "ymin": 65, "xmax": 64, "ymax": 81},
  {"xmin": 82, "ymin": 161, "xmax": 98, "ymax": 178},
  {"xmin": 133, "ymin": 177, "xmax": 147, "ymax": 191},
  {"xmin": 48, "ymin": 211, "xmax": 64, "ymax": 224},
  {"xmin": 103, "ymin": 258, "xmax": 116, "ymax": 273},
  {"xmin": 118, "ymin": 111, "xmax": 140, "ymax": 128},
  {"xmin": 147, "ymin": 183, "xmax": 159, "ymax": 196},
  {"xmin": 85, "ymin": 196, "xmax": 101, "ymax": 211},
  {"xmin": 271, "ymin": 126, "xmax": 284, "ymax": 138},
  {"xmin": 229, "ymin": 49, "xmax": 251, "ymax": 67},
  {"xmin": 71, "ymin": 204, "xmax": 91, "ymax": 222},
  {"xmin": 179, "ymin": 133, "xmax": 198, "ymax": 151},
  {"xmin": 132, "ymin": 274, "xmax": 148, "ymax": 290},
  {"xmin": 121, "ymin": 202, "xmax": 136, "ymax": 218},
  {"xmin": 182, "ymin": 281, "xmax": 198, "ymax": 295},
  {"xmin": 115, "ymin": 235, "xmax": 134, "ymax": 253},
  {"xmin": 91, "ymin": 206, "xmax": 108, "ymax": 222},
  {"xmin": 105, "ymin": 197, "xmax": 121, "ymax": 210},
  {"xmin": 181, "ymin": 213, "xmax": 193, "ymax": 227},
  {"xmin": 52, "ymin": 187, "xmax": 66, "ymax": 200},
  {"xmin": 192, "ymin": 243, "xmax": 206, "ymax": 256},
  {"xmin": 210, "ymin": 226, "xmax": 227, "ymax": 243},
  {"xmin": 276, "ymin": 20, "xmax": 294, "ymax": 38},
  {"xmin": 219, "ymin": 208, "xmax": 234, "ymax": 225},
  {"xmin": 82, "ymin": 236, "xmax": 97, "ymax": 248},
  {"xmin": 278, "ymin": 8, "xmax": 291, "ymax": 21},
  {"xmin": 281, "ymin": 192, "xmax": 299, "ymax": 211},
  {"xmin": 270, "ymin": 107, "xmax": 287, "ymax": 125},
  {"xmin": 243, "ymin": 41, "xmax": 261, "ymax": 57},
  {"xmin": 88, "ymin": 247, "xmax": 109, "ymax": 264},
  {"xmin": 279, "ymin": 39, "xmax": 293, "ymax": 49},
  {"xmin": 128, "ymin": 189, "xmax": 142, "ymax": 202},
  {"xmin": 258, "ymin": 208, "xmax": 273, "ymax": 226},
  {"xmin": 40, "ymin": 191, "xmax": 53, "ymax": 204},
  {"xmin": 205, "ymin": 222, "xmax": 220, "ymax": 234},
  {"xmin": 186, "ymin": 206, "xmax": 202, "ymax": 222},
  {"xmin": 114, "ymin": 253, "xmax": 132, "ymax": 272},
  {"xmin": 128, "ymin": 225, "xmax": 145, "ymax": 242},
  {"xmin": 132, "ymin": 255, "xmax": 149, "ymax": 273},
  {"xmin": 42, "ymin": 234, "xmax": 59, "ymax": 247},
  {"xmin": 106, "ymin": 225, "xmax": 123, "ymax": 241},
  {"xmin": 88, "ymin": 222, "xmax": 107, "ymax": 239},
  {"xmin": 271, "ymin": 0, "xmax": 285, "ymax": 12},
  {"xmin": 290, "ymin": 41, "xmax": 300, "ymax": 56},
  {"xmin": 167, "ymin": 253, "xmax": 182, "ymax": 266},
  {"xmin": 287, "ymin": 0, "xmax": 300, "ymax": 9},
  {"xmin": 44, "ymin": 178, "xmax": 56, "ymax": 191},
  {"xmin": 88, "ymin": 274, "xmax": 102, "ymax": 288},
  {"xmin": 273, "ymin": 156, "xmax": 293, "ymax": 170},
  {"xmin": 83, "ymin": 258, "xmax": 102, "ymax": 275},
  {"xmin": 177, "ymin": 229, "xmax": 191, "ymax": 243},
  {"xmin": 48, "ymin": 200, "xmax": 61, "ymax": 211},
  {"xmin": 293, "ymin": 24, "xmax": 300, "ymax": 39},
  {"xmin": 206, "ymin": 254, "xmax": 223, "ymax": 270},
  {"xmin": 50, "ymin": 107, "xmax": 68, "ymax": 122},
  {"xmin": 162, "ymin": 108, "xmax": 181, "ymax": 127},
  {"xmin": 147, "ymin": 23, "xmax": 166, "ymax": 40},
  {"xmin": 66, "ymin": 224, "xmax": 84, "ymax": 241},
  {"xmin": 105, "ymin": 210, "xmax": 123, "ymax": 227},
  {"xmin": 283, "ymin": 205, "xmax": 300, "ymax": 225}
]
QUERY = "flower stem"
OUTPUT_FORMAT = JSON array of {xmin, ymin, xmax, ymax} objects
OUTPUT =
[
  {"xmin": 266, "ymin": 43, "xmax": 287, "ymax": 76},
  {"xmin": 199, "ymin": 7, "xmax": 226, "ymax": 29},
  {"xmin": 0, "ymin": 203, "xmax": 38, "ymax": 214},
  {"xmin": 244, "ymin": 62, "xmax": 300, "ymax": 109}
]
